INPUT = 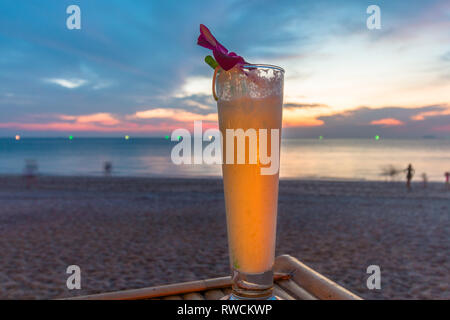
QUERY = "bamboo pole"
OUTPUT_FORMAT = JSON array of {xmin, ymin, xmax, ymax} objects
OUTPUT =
[
  {"xmin": 67, "ymin": 276, "xmax": 231, "ymax": 300},
  {"xmin": 273, "ymin": 284, "xmax": 295, "ymax": 300},
  {"xmin": 66, "ymin": 254, "xmax": 361, "ymax": 300},
  {"xmin": 277, "ymin": 279, "xmax": 318, "ymax": 300},
  {"xmin": 67, "ymin": 272, "xmax": 290, "ymax": 300},
  {"xmin": 274, "ymin": 255, "xmax": 362, "ymax": 300}
]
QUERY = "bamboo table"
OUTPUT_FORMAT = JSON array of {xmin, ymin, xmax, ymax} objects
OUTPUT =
[{"xmin": 69, "ymin": 255, "xmax": 362, "ymax": 300}]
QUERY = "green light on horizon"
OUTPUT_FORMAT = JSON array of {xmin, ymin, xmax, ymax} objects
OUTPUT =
[
  {"xmin": 319, "ymin": 135, "xmax": 323, "ymax": 140},
  {"xmin": 69, "ymin": 135, "xmax": 73, "ymax": 140},
  {"xmin": 125, "ymin": 135, "xmax": 130, "ymax": 140},
  {"xmin": 164, "ymin": 135, "xmax": 181, "ymax": 141},
  {"xmin": 375, "ymin": 135, "xmax": 380, "ymax": 140}
]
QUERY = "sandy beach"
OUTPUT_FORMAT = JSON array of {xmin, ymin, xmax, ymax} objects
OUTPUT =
[{"xmin": 0, "ymin": 175, "xmax": 448, "ymax": 300}]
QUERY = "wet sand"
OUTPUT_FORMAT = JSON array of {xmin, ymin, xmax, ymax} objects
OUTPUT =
[{"xmin": 0, "ymin": 175, "xmax": 448, "ymax": 299}]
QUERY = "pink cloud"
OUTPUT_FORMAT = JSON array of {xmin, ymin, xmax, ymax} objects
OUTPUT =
[
  {"xmin": 411, "ymin": 108, "xmax": 450, "ymax": 121},
  {"xmin": 0, "ymin": 109, "xmax": 219, "ymax": 133},
  {"xmin": 133, "ymin": 108, "xmax": 217, "ymax": 122},
  {"xmin": 0, "ymin": 121, "xmax": 183, "ymax": 133},
  {"xmin": 59, "ymin": 113, "xmax": 120, "ymax": 126},
  {"xmin": 370, "ymin": 118, "xmax": 405, "ymax": 126}
]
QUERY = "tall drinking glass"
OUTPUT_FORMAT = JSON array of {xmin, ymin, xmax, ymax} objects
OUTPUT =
[{"xmin": 216, "ymin": 64, "xmax": 284, "ymax": 299}]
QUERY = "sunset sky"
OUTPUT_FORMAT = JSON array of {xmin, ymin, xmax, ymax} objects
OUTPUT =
[{"xmin": 0, "ymin": 0, "xmax": 449, "ymax": 138}]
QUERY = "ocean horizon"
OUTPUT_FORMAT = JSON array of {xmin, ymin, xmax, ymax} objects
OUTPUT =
[{"xmin": 1, "ymin": 137, "xmax": 449, "ymax": 182}]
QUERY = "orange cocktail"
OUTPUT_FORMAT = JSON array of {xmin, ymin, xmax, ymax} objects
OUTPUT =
[{"xmin": 216, "ymin": 65, "xmax": 284, "ymax": 299}]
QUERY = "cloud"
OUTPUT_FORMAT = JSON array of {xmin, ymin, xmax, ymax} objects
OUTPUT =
[
  {"xmin": 411, "ymin": 108, "xmax": 450, "ymax": 121},
  {"xmin": 184, "ymin": 99, "xmax": 213, "ymax": 110},
  {"xmin": 319, "ymin": 105, "xmax": 447, "ymax": 125},
  {"xmin": 0, "ymin": 121, "xmax": 165, "ymax": 133},
  {"xmin": 284, "ymin": 103, "xmax": 328, "ymax": 109},
  {"xmin": 59, "ymin": 113, "xmax": 120, "ymax": 126},
  {"xmin": 2, "ymin": 103, "xmax": 450, "ymax": 138},
  {"xmin": 171, "ymin": 94, "xmax": 216, "ymax": 114},
  {"xmin": 45, "ymin": 78, "xmax": 87, "ymax": 89},
  {"xmin": 0, "ymin": 1, "xmax": 449, "ymax": 137},
  {"xmin": 370, "ymin": 118, "xmax": 405, "ymax": 126},
  {"xmin": 0, "ymin": 106, "xmax": 218, "ymax": 135},
  {"xmin": 176, "ymin": 76, "xmax": 212, "ymax": 97},
  {"xmin": 284, "ymin": 104, "xmax": 450, "ymax": 138},
  {"xmin": 133, "ymin": 108, "xmax": 217, "ymax": 122}
]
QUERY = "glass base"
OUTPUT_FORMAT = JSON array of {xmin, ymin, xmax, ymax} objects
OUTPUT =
[{"xmin": 230, "ymin": 268, "xmax": 274, "ymax": 300}]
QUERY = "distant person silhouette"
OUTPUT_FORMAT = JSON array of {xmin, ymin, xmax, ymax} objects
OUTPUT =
[
  {"xmin": 404, "ymin": 164, "xmax": 415, "ymax": 191},
  {"xmin": 445, "ymin": 172, "xmax": 450, "ymax": 190},
  {"xmin": 24, "ymin": 159, "xmax": 38, "ymax": 189},
  {"xmin": 104, "ymin": 161, "xmax": 112, "ymax": 176},
  {"xmin": 421, "ymin": 173, "xmax": 428, "ymax": 189}
]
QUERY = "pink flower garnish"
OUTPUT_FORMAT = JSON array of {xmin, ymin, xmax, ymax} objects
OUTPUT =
[{"xmin": 197, "ymin": 24, "xmax": 246, "ymax": 71}]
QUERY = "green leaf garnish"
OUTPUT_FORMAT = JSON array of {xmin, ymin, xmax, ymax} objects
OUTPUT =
[
  {"xmin": 204, "ymin": 55, "xmax": 218, "ymax": 70},
  {"xmin": 233, "ymin": 258, "xmax": 240, "ymax": 270}
]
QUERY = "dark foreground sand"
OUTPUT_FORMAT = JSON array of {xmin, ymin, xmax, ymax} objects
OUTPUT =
[{"xmin": 0, "ymin": 175, "xmax": 448, "ymax": 300}]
